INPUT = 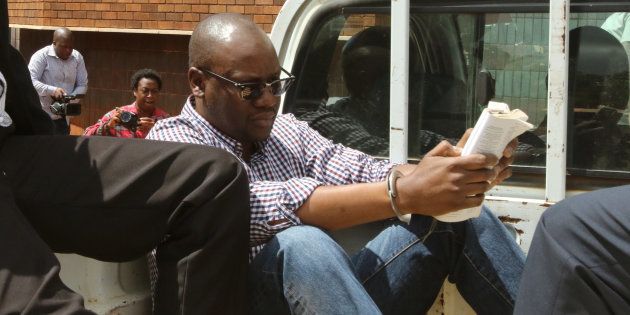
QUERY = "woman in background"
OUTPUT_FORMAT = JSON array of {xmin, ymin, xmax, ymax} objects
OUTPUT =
[{"xmin": 84, "ymin": 68, "xmax": 169, "ymax": 138}]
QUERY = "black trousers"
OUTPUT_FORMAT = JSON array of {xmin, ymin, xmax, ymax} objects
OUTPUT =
[
  {"xmin": 514, "ymin": 185, "xmax": 630, "ymax": 314},
  {"xmin": 0, "ymin": 133, "xmax": 250, "ymax": 315},
  {"xmin": 52, "ymin": 117, "xmax": 69, "ymax": 135}
]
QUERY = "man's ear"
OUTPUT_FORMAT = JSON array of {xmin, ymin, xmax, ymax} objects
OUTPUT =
[{"xmin": 188, "ymin": 67, "xmax": 205, "ymax": 97}]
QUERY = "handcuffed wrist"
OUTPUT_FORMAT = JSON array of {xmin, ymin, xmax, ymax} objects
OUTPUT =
[{"xmin": 387, "ymin": 169, "xmax": 411, "ymax": 223}]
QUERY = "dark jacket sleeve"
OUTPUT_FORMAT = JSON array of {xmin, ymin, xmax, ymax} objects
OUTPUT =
[{"xmin": 1, "ymin": 46, "xmax": 54, "ymax": 135}]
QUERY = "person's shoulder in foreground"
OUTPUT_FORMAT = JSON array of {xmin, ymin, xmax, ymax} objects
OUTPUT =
[
  {"xmin": 0, "ymin": 5, "xmax": 251, "ymax": 313},
  {"xmin": 514, "ymin": 185, "xmax": 630, "ymax": 314}
]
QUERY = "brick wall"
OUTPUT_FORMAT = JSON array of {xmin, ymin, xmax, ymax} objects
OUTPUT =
[
  {"xmin": 8, "ymin": 0, "xmax": 285, "ymax": 32},
  {"xmin": 10, "ymin": 0, "xmax": 287, "ymax": 133},
  {"xmin": 18, "ymin": 29, "xmax": 192, "ymax": 132}
]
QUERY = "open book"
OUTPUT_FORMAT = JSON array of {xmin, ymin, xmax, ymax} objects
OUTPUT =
[{"xmin": 434, "ymin": 101, "xmax": 534, "ymax": 222}]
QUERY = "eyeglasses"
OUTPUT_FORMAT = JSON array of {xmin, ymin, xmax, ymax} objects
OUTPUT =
[{"xmin": 200, "ymin": 67, "xmax": 296, "ymax": 101}]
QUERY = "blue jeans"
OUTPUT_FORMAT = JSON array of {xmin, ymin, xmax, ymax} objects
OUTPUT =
[{"xmin": 249, "ymin": 207, "xmax": 525, "ymax": 314}]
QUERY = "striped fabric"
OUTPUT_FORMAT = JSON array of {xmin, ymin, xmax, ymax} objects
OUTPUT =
[{"xmin": 147, "ymin": 96, "xmax": 394, "ymax": 259}]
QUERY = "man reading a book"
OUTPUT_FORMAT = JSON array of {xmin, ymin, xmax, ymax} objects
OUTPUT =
[{"xmin": 148, "ymin": 13, "xmax": 526, "ymax": 314}]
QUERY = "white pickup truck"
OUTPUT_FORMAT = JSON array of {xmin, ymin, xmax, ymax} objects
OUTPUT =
[{"xmin": 58, "ymin": 0, "xmax": 630, "ymax": 313}]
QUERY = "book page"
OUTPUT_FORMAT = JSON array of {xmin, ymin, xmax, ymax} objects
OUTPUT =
[
  {"xmin": 434, "ymin": 103, "xmax": 533, "ymax": 222},
  {"xmin": 462, "ymin": 109, "xmax": 532, "ymax": 158}
]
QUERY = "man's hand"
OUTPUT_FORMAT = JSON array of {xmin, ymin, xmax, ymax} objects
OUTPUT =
[
  {"xmin": 137, "ymin": 117, "xmax": 155, "ymax": 132},
  {"xmin": 492, "ymin": 138, "xmax": 516, "ymax": 187},
  {"xmin": 456, "ymin": 128, "xmax": 516, "ymax": 188},
  {"xmin": 395, "ymin": 140, "xmax": 498, "ymax": 217},
  {"xmin": 52, "ymin": 88, "xmax": 66, "ymax": 100}
]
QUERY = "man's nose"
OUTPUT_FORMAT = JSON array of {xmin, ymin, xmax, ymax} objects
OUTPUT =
[{"xmin": 252, "ymin": 86, "xmax": 279, "ymax": 108}]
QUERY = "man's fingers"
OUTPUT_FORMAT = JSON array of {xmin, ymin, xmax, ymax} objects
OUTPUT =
[
  {"xmin": 457, "ymin": 128, "xmax": 474, "ymax": 148},
  {"xmin": 492, "ymin": 166, "xmax": 513, "ymax": 186},
  {"xmin": 426, "ymin": 140, "xmax": 460, "ymax": 157},
  {"xmin": 462, "ymin": 193, "xmax": 485, "ymax": 208},
  {"xmin": 457, "ymin": 153, "xmax": 498, "ymax": 170},
  {"xmin": 498, "ymin": 154, "xmax": 515, "ymax": 170},
  {"xmin": 469, "ymin": 167, "xmax": 497, "ymax": 183},
  {"xmin": 463, "ymin": 182, "xmax": 491, "ymax": 196},
  {"xmin": 503, "ymin": 138, "xmax": 518, "ymax": 159}
]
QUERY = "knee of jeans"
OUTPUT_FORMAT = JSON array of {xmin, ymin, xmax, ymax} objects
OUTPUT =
[
  {"xmin": 276, "ymin": 226, "xmax": 348, "ymax": 263},
  {"xmin": 471, "ymin": 206, "xmax": 500, "ymax": 226}
]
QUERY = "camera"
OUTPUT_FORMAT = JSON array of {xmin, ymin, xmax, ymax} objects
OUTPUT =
[
  {"xmin": 119, "ymin": 110, "xmax": 139, "ymax": 132},
  {"xmin": 50, "ymin": 94, "xmax": 81, "ymax": 116}
]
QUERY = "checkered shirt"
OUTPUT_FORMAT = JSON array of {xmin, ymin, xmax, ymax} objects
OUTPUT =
[{"xmin": 147, "ymin": 96, "xmax": 394, "ymax": 259}]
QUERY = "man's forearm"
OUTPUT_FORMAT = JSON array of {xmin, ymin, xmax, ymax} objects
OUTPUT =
[
  {"xmin": 296, "ymin": 181, "xmax": 395, "ymax": 231},
  {"xmin": 31, "ymin": 79, "xmax": 56, "ymax": 97}
]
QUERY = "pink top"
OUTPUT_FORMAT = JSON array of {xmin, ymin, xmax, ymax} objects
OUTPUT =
[{"xmin": 84, "ymin": 103, "xmax": 170, "ymax": 138}]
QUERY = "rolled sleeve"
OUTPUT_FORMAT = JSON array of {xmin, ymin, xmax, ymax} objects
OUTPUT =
[
  {"xmin": 292, "ymin": 115, "xmax": 394, "ymax": 183},
  {"xmin": 249, "ymin": 177, "xmax": 321, "ymax": 246},
  {"xmin": 84, "ymin": 110, "xmax": 115, "ymax": 136}
]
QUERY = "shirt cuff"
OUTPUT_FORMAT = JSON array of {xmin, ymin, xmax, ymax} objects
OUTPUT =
[{"xmin": 46, "ymin": 85, "xmax": 57, "ymax": 96}]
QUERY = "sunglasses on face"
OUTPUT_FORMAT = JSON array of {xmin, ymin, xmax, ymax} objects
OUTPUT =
[{"xmin": 199, "ymin": 67, "xmax": 296, "ymax": 101}]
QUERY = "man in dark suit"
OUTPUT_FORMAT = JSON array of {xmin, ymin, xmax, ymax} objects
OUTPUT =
[{"xmin": 0, "ymin": 1, "xmax": 250, "ymax": 314}]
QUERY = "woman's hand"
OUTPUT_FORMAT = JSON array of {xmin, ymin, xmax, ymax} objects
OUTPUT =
[
  {"xmin": 137, "ymin": 117, "xmax": 155, "ymax": 132},
  {"xmin": 106, "ymin": 108, "xmax": 122, "ymax": 129}
]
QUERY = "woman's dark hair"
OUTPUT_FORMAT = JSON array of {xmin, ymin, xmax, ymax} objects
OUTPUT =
[{"xmin": 131, "ymin": 68, "xmax": 162, "ymax": 91}]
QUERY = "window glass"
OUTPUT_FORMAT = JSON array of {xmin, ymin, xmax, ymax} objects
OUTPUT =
[
  {"xmin": 285, "ymin": 7, "xmax": 630, "ymax": 177},
  {"xmin": 568, "ymin": 12, "xmax": 630, "ymax": 172},
  {"xmin": 482, "ymin": 12, "xmax": 630, "ymax": 173},
  {"xmin": 481, "ymin": 13, "xmax": 549, "ymax": 166}
]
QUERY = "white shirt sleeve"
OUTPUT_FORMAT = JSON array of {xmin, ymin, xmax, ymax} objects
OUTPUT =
[
  {"xmin": 28, "ymin": 49, "xmax": 57, "ymax": 97},
  {"xmin": 0, "ymin": 71, "xmax": 13, "ymax": 127},
  {"xmin": 71, "ymin": 51, "xmax": 88, "ymax": 96}
]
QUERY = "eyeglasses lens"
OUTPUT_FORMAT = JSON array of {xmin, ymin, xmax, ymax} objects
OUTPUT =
[{"xmin": 241, "ymin": 80, "xmax": 291, "ymax": 101}]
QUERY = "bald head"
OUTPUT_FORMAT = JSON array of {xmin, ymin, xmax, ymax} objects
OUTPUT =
[
  {"xmin": 53, "ymin": 27, "xmax": 72, "ymax": 42},
  {"xmin": 189, "ymin": 13, "xmax": 273, "ymax": 69},
  {"xmin": 52, "ymin": 27, "xmax": 73, "ymax": 60}
]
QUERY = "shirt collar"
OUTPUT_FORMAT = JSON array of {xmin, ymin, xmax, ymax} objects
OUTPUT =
[{"xmin": 183, "ymin": 96, "xmax": 267, "ymax": 158}]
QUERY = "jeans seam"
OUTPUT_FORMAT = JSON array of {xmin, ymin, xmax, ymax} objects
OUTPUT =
[
  {"xmin": 361, "ymin": 219, "xmax": 438, "ymax": 285},
  {"xmin": 462, "ymin": 250, "xmax": 514, "ymax": 307}
]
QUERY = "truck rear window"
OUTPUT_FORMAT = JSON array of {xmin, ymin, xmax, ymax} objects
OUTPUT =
[{"xmin": 283, "ymin": 7, "xmax": 630, "ymax": 178}]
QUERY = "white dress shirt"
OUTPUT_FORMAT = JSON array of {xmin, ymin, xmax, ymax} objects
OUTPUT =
[
  {"xmin": 28, "ymin": 45, "xmax": 88, "ymax": 120},
  {"xmin": 0, "ymin": 71, "xmax": 12, "ymax": 127}
]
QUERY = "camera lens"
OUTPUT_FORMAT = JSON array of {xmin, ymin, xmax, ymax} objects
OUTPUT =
[{"xmin": 121, "ymin": 111, "xmax": 132, "ymax": 123}]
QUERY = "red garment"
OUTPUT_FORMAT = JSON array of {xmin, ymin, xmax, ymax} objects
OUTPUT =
[{"xmin": 84, "ymin": 103, "xmax": 170, "ymax": 138}]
